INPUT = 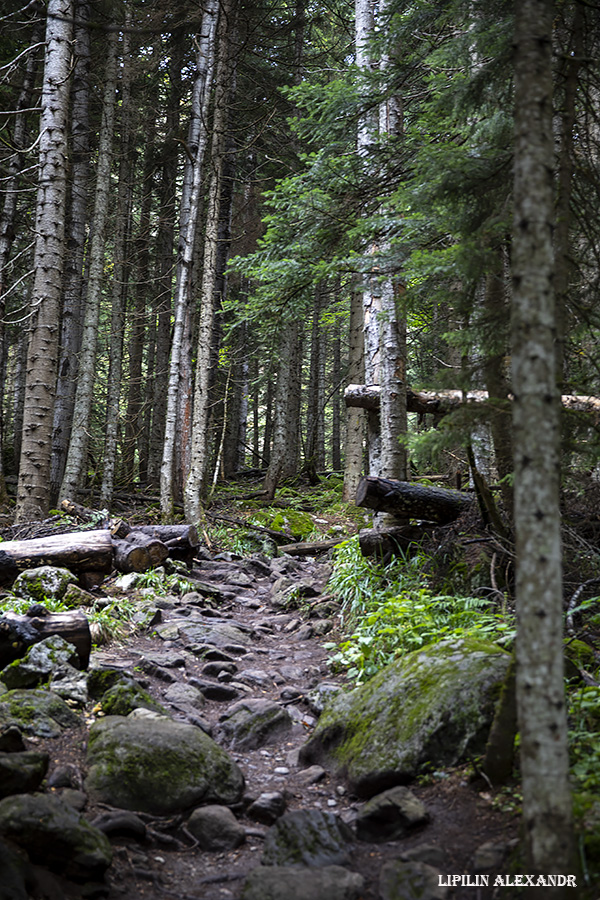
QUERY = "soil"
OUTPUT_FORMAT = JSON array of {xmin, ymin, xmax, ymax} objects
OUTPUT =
[{"xmin": 21, "ymin": 548, "xmax": 523, "ymax": 900}]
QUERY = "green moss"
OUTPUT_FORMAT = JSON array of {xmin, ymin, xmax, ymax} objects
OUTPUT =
[{"xmin": 99, "ymin": 682, "xmax": 166, "ymax": 717}]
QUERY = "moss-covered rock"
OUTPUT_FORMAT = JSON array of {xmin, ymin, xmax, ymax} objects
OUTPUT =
[
  {"xmin": 0, "ymin": 689, "xmax": 81, "ymax": 738},
  {"xmin": 0, "ymin": 636, "xmax": 79, "ymax": 691},
  {"xmin": 11, "ymin": 567, "xmax": 76, "ymax": 603},
  {"xmin": 99, "ymin": 680, "xmax": 166, "ymax": 717},
  {"xmin": 0, "ymin": 750, "xmax": 49, "ymax": 799},
  {"xmin": 0, "ymin": 793, "xmax": 112, "ymax": 881},
  {"xmin": 299, "ymin": 637, "xmax": 510, "ymax": 797},
  {"xmin": 61, "ymin": 583, "xmax": 95, "ymax": 609},
  {"xmin": 85, "ymin": 715, "xmax": 245, "ymax": 814},
  {"xmin": 219, "ymin": 698, "xmax": 293, "ymax": 750}
]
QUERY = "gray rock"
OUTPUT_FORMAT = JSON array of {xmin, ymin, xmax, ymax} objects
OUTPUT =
[
  {"xmin": 191, "ymin": 679, "xmax": 240, "ymax": 702},
  {"xmin": 202, "ymin": 661, "xmax": 237, "ymax": 677},
  {"xmin": 0, "ymin": 793, "xmax": 112, "ymax": 881},
  {"xmin": 379, "ymin": 859, "xmax": 448, "ymax": 900},
  {"xmin": 242, "ymin": 865, "xmax": 364, "ymax": 900},
  {"xmin": 219, "ymin": 698, "xmax": 293, "ymax": 750},
  {"xmin": 295, "ymin": 765, "xmax": 326, "ymax": 786},
  {"xmin": 47, "ymin": 763, "xmax": 82, "ymax": 790},
  {"xmin": 356, "ymin": 786, "xmax": 428, "ymax": 842},
  {"xmin": 61, "ymin": 583, "xmax": 96, "ymax": 608},
  {"xmin": 471, "ymin": 839, "xmax": 517, "ymax": 872},
  {"xmin": 85, "ymin": 715, "xmax": 244, "ymax": 815},
  {"xmin": 59, "ymin": 788, "xmax": 87, "ymax": 811},
  {"xmin": 238, "ymin": 669, "xmax": 273, "ymax": 688},
  {"xmin": 178, "ymin": 621, "xmax": 252, "ymax": 650},
  {"xmin": 98, "ymin": 679, "xmax": 166, "ymax": 717},
  {"xmin": 186, "ymin": 805, "xmax": 246, "ymax": 850},
  {"xmin": 0, "ymin": 750, "xmax": 49, "ymax": 799},
  {"xmin": 11, "ymin": 566, "xmax": 76, "ymax": 603},
  {"xmin": 91, "ymin": 810, "xmax": 147, "ymax": 841},
  {"xmin": 139, "ymin": 650, "xmax": 187, "ymax": 669},
  {"xmin": 0, "ymin": 689, "xmax": 81, "ymax": 738},
  {"xmin": 261, "ymin": 809, "xmax": 354, "ymax": 868},
  {"xmin": 401, "ymin": 843, "xmax": 446, "ymax": 869},
  {"xmin": 0, "ymin": 635, "xmax": 79, "ymax": 690},
  {"xmin": 49, "ymin": 663, "xmax": 89, "ymax": 706},
  {"xmin": 226, "ymin": 571, "xmax": 254, "ymax": 587},
  {"xmin": 294, "ymin": 624, "xmax": 313, "ymax": 641},
  {"xmin": 299, "ymin": 638, "xmax": 511, "ymax": 796},
  {"xmin": 312, "ymin": 619, "xmax": 333, "ymax": 635},
  {"xmin": 246, "ymin": 791, "xmax": 287, "ymax": 825},
  {"xmin": 306, "ymin": 682, "xmax": 342, "ymax": 715},
  {"xmin": 163, "ymin": 682, "xmax": 205, "ymax": 709}
]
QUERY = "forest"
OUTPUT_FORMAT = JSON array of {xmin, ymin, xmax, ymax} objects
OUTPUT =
[{"xmin": 1, "ymin": 0, "xmax": 600, "ymax": 895}]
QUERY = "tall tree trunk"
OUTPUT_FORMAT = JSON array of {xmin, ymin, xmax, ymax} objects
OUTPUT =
[
  {"xmin": 0, "ymin": 17, "xmax": 43, "ymax": 506},
  {"xmin": 58, "ymin": 29, "xmax": 119, "ymax": 506},
  {"xmin": 512, "ymin": 0, "xmax": 576, "ymax": 886},
  {"xmin": 342, "ymin": 282, "xmax": 365, "ymax": 501},
  {"xmin": 101, "ymin": 22, "xmax": 135, "ymax": 506},
  {"xmin": 331, "ymin": 323, "xmax": 342, "ymax": 471},
  {"xmin": 50, "ymin": 0, "xmax": 91, "ymax": 503},
  {"xmin": 15, "ymin": 0, "xmax": 74, "ymax": 522},
  {"xmin": 160, "ymin": 0, "xmax": 219, "ymax": 518},
  {"xmin": 263, "ymin": 321, "xmax": 301, "ymax": 501},
  {"xmin": 185, "ymin": 0, "xmax": 239, "ymax": 521}
]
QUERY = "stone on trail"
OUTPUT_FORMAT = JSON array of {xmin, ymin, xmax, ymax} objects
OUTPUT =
[
  {"xmin": 0, "ymin": 635, "xmax": 79, "ymax": 691},
  {"xmin": 177, "ymin": 620, "xmax": 252, "ymax": 650},
  {"xmin": 0, "ymin": 689, "xmax": 81, "ymax": 738},
  {"xmin": 355, "ymin": 786, "xmax": 428, "ymax": 842},
  {"xmin": 379, "ymin": 859, "xmax": 448, "ymax": 900},
  {"xmin": 0, "ymin": 750, "xmax": 49, "ymax": 799},
  {"xmin": 85, "ymin": 715, "xmax": 244, "ymax": 815},
  {"xmin": 219, "ymin": 698, "xmax": 293, "ymax": 750},
  {"xmin": 241, "ymin": 865, "xmax": 364, "ymax": 900},
  {"xmin": 11, "ymin": 566, "xmax": 76, "ymax": 603},
  {"xmin": 0, "ymin": 837, "xmax": 34, "ymax": 900},
  {"xmin": 261, "ymin": 809, "xmax": 354, "ymax": 868},
  {"xmin": 0, "ymin": 793, "xmax": 112, "ymax": 881},
  {"xmin": 299, "ymin": 637, "xmax": 511, "ymax": 796},
  {"xmin": 186, "ymin": 804, "xmax": 246, "ymax": 850},
  {"xmin": 246, "ymin": 790, "xmax": 287, "ymax": 825}
]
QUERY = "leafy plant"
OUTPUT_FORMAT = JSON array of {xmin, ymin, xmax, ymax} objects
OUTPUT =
[
  {"xmin": 569, "ymin": 686, "xmax": 600, "ymax": 793},
  {"xmin": 326, "ymin": 537, "xmax": 515, "ymax": 683}
]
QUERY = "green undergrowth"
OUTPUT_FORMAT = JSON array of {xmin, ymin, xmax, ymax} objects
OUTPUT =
[{"xmin": 325, "ymin": 536, "xmax": 516, "ymax": 684}]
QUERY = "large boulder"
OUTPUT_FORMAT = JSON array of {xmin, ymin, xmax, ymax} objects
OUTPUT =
[
  {"xmin": 299, "ymin": 638, "xmax": 510, "ymax": 797},
  {"xmin": 0, "ymin": 689, "xmax": 81, "ymax": 738},
  {"xmin": 0, "ymin": 793, "xmax": 112, "ymax": 881},
  {"xmin": 0, "ymin": 751, "xmax": 49, "ymax": 799},
  {"xmin": 261, "ymin": 809, "xmax": 354, "ymax": 868},
  {"xmin": 85, "ymin": 714, "xmax": 245, "ymax": 815}
]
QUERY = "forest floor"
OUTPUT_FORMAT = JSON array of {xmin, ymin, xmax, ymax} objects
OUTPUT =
[{"xmin": 35, "ymin": 540, "xmax": 522, "ymax": 900}]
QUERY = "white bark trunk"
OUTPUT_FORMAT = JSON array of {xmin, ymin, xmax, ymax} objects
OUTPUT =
[
  {"xmin": 15, "ymin": 0, "xmax": 73, "ymax": 522},
  {"xmin": 512, "ymin": 0, "xmax": 575, "ymax": 884},
  {"xmin": 160, "ymin": 0, "xmax": 219, "ymax": 519}
]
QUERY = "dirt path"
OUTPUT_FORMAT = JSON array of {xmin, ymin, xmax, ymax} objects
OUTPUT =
[{"xmin": 44, "ymin": 551, "xmax": 519, "ymax": 900}]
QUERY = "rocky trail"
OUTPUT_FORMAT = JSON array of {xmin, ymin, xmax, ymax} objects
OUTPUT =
[{"xmin": 0, "ymin": 547, "xmax": 520, "ymax": 900}]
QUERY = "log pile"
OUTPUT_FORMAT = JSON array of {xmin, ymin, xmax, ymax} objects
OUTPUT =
[
  {"xmin": 0, "ymin": 608, "xmax": 91, "ymax": 670},
  {"xmin": 0, "ymin": 520, "xmax": 202, "ymax": 588}
]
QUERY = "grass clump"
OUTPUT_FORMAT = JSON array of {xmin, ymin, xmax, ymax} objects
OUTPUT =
[{"xmin": 326, "ymin": 537, "xmax": 515, "ymax": 684}]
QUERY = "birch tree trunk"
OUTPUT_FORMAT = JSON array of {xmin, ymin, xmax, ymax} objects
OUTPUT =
[
  {"xmin": 512, "ymin": 0, "xmax": 576, "ymax": 886},
  {"xmin": 160, "ymin": 0, "xmax": 219, "ymax": 519},
  {"xmin": 15, "ymin": 0, "xmax": 73, "ymax": 522},
  {"xmin": 58, "ymin": 29, "xmax": 119, "ymax": 506},
  {"xmin": 185, "ymin": 0, "xmax": 238, "ymax": 521},
  {"xmin": 343, "ymin": 283, "xmax": 365, "ymax": 501},
  {"xmin": 50, "ymin": 0, "xmax": 91, "ymax": 503}
]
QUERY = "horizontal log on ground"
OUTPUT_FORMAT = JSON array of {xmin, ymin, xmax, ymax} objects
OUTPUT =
[
  {"xmin": 277, "ymin": 538, "xmax": 344, "ymax": 556},
  {"xmin": 344, "ymin": 384, "xmax": 600, "ymax": 420},
  {"xmin": 358, "ymin": 525, "xmax": 435, "ymax": 560},
  {"xmin": 356, "ymin": 476, "xmax": 473, "ymax": 524},
  {"xmin": 0, "ymin": 530, "xmax": 114, "ymax": 586},
  {"xmin": 0, "ymin": 609, "xmax": 91, "ymax": 670},
  {"xmin": 206, "ymin": 512, "xmax": 293, "ymax": 543},
  {"xmin": 111, "ymin": 533, "xmax": 169, "ymax": 573}
]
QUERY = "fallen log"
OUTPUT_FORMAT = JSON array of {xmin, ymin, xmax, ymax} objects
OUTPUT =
[
  {"xmin": 206, "ymin": 512, "xmax": 293, "ymax": 543},
  {"xmin": 345, "ymin": 383, "xmax": 600, "ymax": 421},
  {"xmin": 0, "ymin": 608, "xmax": 91, "ymax": 670},
  {"xmin": 111, "ymin": 533, "xmax": 169, "ymax": 574},
  {"xmin": 356, "ymin": 476, "xmax": 473, "ymax": 524},
  {"xmin": 0, "ymin": 530, "xmax": 114, "ymax": 587},
  {"xmin": 277, "ymin": 538, "xmax": 345, "ymax": 556}
]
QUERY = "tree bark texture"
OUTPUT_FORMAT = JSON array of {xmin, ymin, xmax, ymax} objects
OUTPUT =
[
  {"xmin": 356, "ymin": 475, "xmax": 473, "ymax": 524},
  {"xmin": 512, "ymin": 0, "xmax": 576, "ymax": 882},
  {"xmin": 0, "ymin": 610, "xmax": 91, "ymax": 671},
  {"xmin": 59, "ymin": 29, "xmax": 119, "ymax": 506},
  {"xmin": 342, "ymin": 285, "xmax": 366, "ymax": 501},
  {"xmin": 0, "ymin": 530, "xmax": 114, "ymax": 585},
  {"xmin": 15, "ymin": 0, "xmax": 74, "ymax": 522}
]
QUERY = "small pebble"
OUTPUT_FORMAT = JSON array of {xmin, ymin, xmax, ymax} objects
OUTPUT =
[{"xmin": 274, "ymin": 766, "xmax": 289, "ymax": 775}]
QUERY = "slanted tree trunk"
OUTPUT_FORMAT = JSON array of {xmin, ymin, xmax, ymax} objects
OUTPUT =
[
  {"xmin": 512, "ymin": 0, "xmax": 576, "ymax": 884},
  {"xmin": 15, "ymin": 0, "xmax": 74, "ymax": 522},
  {"xmin": 58, "ymin": 29, "xmax": 119, "ymax": 506},
  {"xmin": 161, "ymin": 0, "xmax": 219, "ymax": 518}
]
